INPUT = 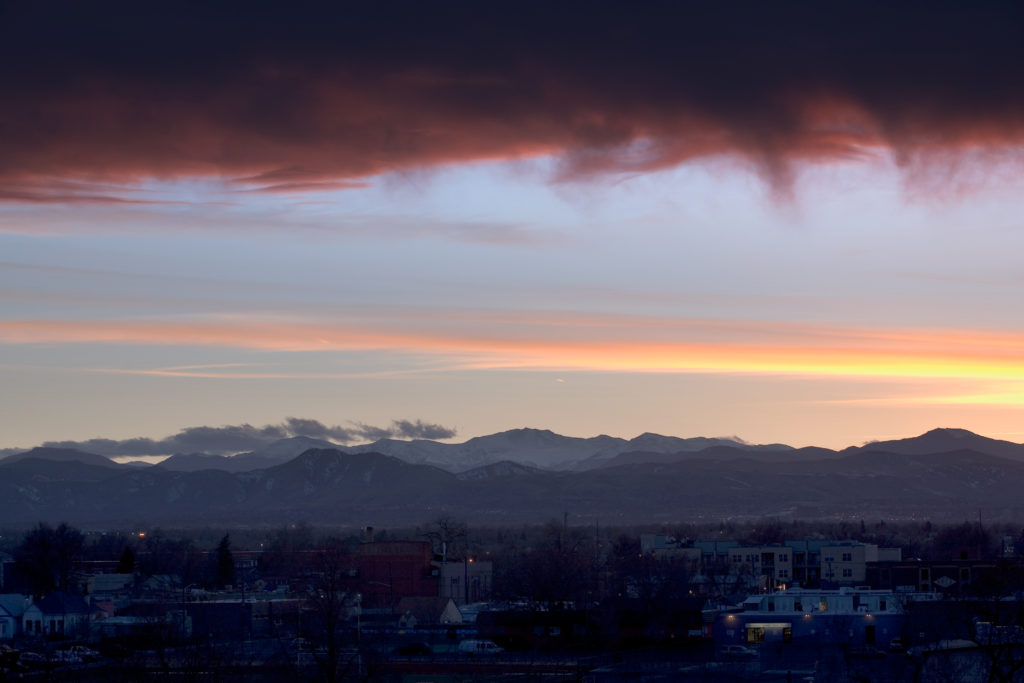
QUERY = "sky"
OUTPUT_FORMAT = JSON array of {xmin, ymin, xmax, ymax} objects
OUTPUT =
[{"xmin": 3, "ymin": 2, "xmax": 1024, "ymax": 455}]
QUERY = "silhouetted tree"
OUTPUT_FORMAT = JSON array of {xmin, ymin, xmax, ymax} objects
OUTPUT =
[
  {"xmin": 743, "ymin": 519, "xmax": 784, "ymax": 545},
  {"xmin": 929, "ymin": 522, "xmax": 992, "ymax": 560},
  {"xmin": 517, "ymin": 520, "xmax": 598, "ymax": 609},
  {"xmin": 303, "ymin": 539, "xmax": 362, "ymax": 683},
  {"xmin": 117, "ymin": 545, "xmax": 136, "ymax": 574},
  {"xmin": 261, "ymin": 521, "xmax": 315, "ymax": 579},
  {"xmin": 139, "ymin": 528, "xmax": 194, "ymax": 578},
  {"xmin": 14, "ymin": 522, "xmax": 84, "ymax": 598},
  {"xmin": 215, "ymin": 534, "xmax": 235, "ymax": 587},
  {"xmin": 425, "ymin": 515, "xmax": 468, "ymax": 560}
]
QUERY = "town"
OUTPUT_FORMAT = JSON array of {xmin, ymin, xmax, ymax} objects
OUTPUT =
[{"xmin": 2, "ymin": 519, "xmax": 1024, "ymax": 681}]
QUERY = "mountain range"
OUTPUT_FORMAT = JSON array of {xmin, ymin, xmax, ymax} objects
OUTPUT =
[{"xmin": 2, "ymin": 427, "xmax": 1024, "ymax": 526}]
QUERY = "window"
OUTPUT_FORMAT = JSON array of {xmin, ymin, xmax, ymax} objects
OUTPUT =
[
  {"xmin": 842, "ymin": 553, "xmax": 852, "ymax": 562},
  {"xmin": 768, "ymin": 601, "xmax": 775, "ymax": 612},
  {"xmin": 781, "ymin": 554, "xmax": 788, "ymax": 562},
  {"xmin": 795, "ymin": 601, "xmax": 803, "ymax": 612},
  {"xmin": 879, "ymin": 600, "xmax": 887, "ymax": 611},
  {"xmin": 842, "ymin": 568, "xmax": 853, "ymax": 578}
]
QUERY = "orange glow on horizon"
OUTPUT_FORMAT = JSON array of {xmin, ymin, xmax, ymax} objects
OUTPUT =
[{"xmin": 3, "ymin": 315, "xmax": 1024, "ymax": 401}]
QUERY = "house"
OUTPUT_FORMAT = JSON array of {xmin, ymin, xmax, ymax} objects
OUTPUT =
[
  {"xmin": 22, "ymin": 592, "xmax": 92, "ymax": 637},
  {"xmin": 86, "ymin": 573, "xmax": 134, "ymax": 609},
  {"xmin": 395, "ymin": 596, "xmax": 462, "ymax": 628},
  {"xmin": 0, "ymin": 594, "xmax": 30, "ymax": 639},
  {"xmin": 86, "ymin": 572, "xmax": 133, "ymax": 597}
]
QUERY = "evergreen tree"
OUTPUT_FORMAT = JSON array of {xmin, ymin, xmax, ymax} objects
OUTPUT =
[
  {"xmin": 116, "ymin": 546, "xmax": 136, "ymax": 574},
  {"xmin": 215, "ymin": 534, "xmax": 235, "ymax": 587}
]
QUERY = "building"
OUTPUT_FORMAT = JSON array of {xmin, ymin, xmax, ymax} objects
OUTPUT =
[
  {"xmin": 727, "ymin": 545, "xmax": 794, "ymax": 588},
  {"xmin": 22, "ymin": 592, "xmax": 92, "ymax": 637},
  {"xmin": 0, "ymin": 594, "xmax": 30, "ymax": 639},
  {"xmin": 866, "ymin": 558, "xmax": 1006, "ymax": 595},
  {"xmin": 439, "ymin": 560, "xmax": 492, "ymax": 605},
  {"xmin": 714, "ymin": 587, "xmax": 918, "ymax": 648},
  {"xmin": 821, "ymin": 542, "xmax": 902, "ymax": 585},
  {"xmin": 783, "ymin": 539, "xmax": 828, "ymax": 586},
  {"xmin": 355, "ymin": 541, "xmax": 439, "ymax": 610}
]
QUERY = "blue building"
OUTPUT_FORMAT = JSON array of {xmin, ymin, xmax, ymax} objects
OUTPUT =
[{"xmin": 712, "ymin": 587, "xmax": 933, "ymax": 649}]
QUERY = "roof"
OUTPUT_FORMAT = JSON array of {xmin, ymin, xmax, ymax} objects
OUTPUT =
[
  {"xmin": 395, "ymin": 596, "xmax": 462, "ymax": 624},
  {"xmin": 32, "ymin": 592, "xmax": 91, "ymax": 615},
  {"xmin": 0, "ymin": 594, "xmax": 30, "ymax": 618}
]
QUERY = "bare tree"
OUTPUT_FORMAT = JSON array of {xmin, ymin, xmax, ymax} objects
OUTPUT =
[
  {"xmin": 302, "ymin": 539, "xmax": 360, "ymax": 683},
  {"xmin": 14, "ymin": 522, "xmax": 84, "ymax": 597}
]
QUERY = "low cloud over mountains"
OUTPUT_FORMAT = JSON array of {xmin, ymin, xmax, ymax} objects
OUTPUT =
[{"xmin": 36, "ymin": 417, "xmax": 457, "ymax": 457}]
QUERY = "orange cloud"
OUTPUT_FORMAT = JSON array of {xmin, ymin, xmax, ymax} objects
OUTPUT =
[{"xmin": 4, "ymin": 314, "xmax": 1024, "ymax": 386}]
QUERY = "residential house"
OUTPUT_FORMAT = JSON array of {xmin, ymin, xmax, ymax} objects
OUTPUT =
[
  {"xmin": 86, "ymin": 572, "xmax": 134, "ymax": 610},
  {"xmin": 22, "ymin": 592, "xmax": 92, "ymax": 637},
  {"xmin": 0, "ymin": 594, "xmax": 30, "ymax": 639}
]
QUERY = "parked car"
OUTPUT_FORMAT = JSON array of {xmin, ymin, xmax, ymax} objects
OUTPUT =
[
  {"xmin": 18, "ymin": 652, "xmax": 46, "ymax": 666},
  {"xmin": 720, "ymin": 644, "xmax": 758, "ymax": 658}
]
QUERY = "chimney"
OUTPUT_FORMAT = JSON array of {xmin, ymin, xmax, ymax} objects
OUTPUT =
[{"xmin": 363, "ymin": 526, "xmax": 374, "ymax": 543}]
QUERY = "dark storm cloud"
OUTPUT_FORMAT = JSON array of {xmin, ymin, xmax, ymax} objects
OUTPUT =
[
  {"xmin": 2, "ymin": 1, "xmax": 1024, "ymax": 199},
  {"xmin": 39, "ymin": 417, "xmax": 458, "ymax": 455}
]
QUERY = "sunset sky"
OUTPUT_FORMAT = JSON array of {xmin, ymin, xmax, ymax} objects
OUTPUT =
[{"xmin": 3, "ymin": 2, "xmax": 1024, "ymax": 453}]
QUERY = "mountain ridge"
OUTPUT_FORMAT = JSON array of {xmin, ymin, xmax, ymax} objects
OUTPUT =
[{"xmin": 2, "ymin": 435, "xmax": 1024, "ymax": 526}]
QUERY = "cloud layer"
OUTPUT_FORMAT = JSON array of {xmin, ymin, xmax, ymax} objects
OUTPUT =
[
  {"xmin": 3, "ymin": 2, "xmax": 1024, "ymax": 201},
  {"xmin": 39, "ymin": 417, "xmax": 457, "ymax": 456}
]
